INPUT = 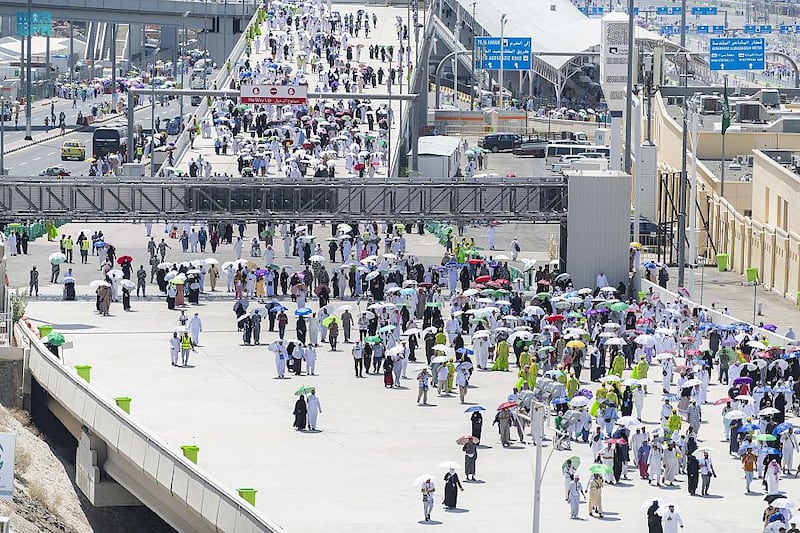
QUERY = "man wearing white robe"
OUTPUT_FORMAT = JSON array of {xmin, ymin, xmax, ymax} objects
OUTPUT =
[
  {"xmin": 648, "ymin": 445, "xmax": 663, "ymax": 486},
  {"xmin": 306, "ymin": 389, "xmax": 322, "ymax": 430},
  {"xmin": 782, "ymin": 427, "xmax": 798, "ymax": 473},
  {"xmin": 305, "ymin": 345, "xmax": 317, "ymax": 375},
  {"xmin": 274, "ymin": 343, "xmax": 288, "ymax": 378},
  {"xmin": 188, "ymin": 313, "xmax": 203, "ymax": 346},
  {"xmin": 660, "ymin": 505, "xmax": 684, "ymax": 533}
]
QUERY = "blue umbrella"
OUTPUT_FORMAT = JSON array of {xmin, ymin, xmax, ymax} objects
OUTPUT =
[
  {"xmin": 759, "ymin": 447, "xmax": 782, "ymax": 456},
  {"xmin": 271, "ymin": 304, "xmax": 288, "ymax": 312},
  {"xmin": 93, "ymin": 240, "xmax": 106, "ymax": 248},
  {"xmin": 772, "ymin": 422, "xmax": 793, "ymax": 435},
  {"xmin": 456, "ymin": 348, "xmax": 474, "ymax": 355},
  {"xmin": 662, "ymin": 394, "xmax": 680, "ymax": 402},
  {"xmin": 464, "ymin": 406, "xmax": 485, "ymax": 413},
  {"xmin": 295, "ymin": 307, "xmax": 312, "ymax": 316},
  {"xmin": 551, "ymin": 397, "xmax": 568, "ymax": 405},
  {"xmin": 738, "ymin": 423, "xmax": 760, "ymax": 433},
  {"xmin": 400, "ymin": 288, "xmax": 416, "ymax": 296}
]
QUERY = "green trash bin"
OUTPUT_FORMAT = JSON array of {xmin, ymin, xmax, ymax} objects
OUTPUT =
[
  {"xmin": 37, "ymin": 325, "xmax": 53, "ymax": 338},
  {"xmin": 637, "ymin": 290, "xmax": 648, "ymax": 302},
  {"xmin": 75, "ymin": 365, "xmax": 92, "ymax": 383},
  {"xmin": 746, "ymin": 268, "xmax": 759, "ymax": 283},
  {"xmin": 115, "ymin": 397, "xmax": 132, "ymax": 414},
  {"xmin": 181, "ymin": 445, "xmax": 199, "ymax": 464},
  {"xmin": 238, "ymin": 488, "xmax": 257, "ymax": 506},
  {"xmin": 716, "ymin": 253, "xmax": 728, "ymax": 272}
]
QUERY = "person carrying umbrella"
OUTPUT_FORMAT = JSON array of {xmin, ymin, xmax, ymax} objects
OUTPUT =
[
  {"xmin": 567, "ymin": 475, "xmax": 585, "ymax": 519},
  {"xmin": 416, "ymin": 368, "xmax": 430, "ymax": 404},
  {"xmin": 306, "ymin": 389, "xmax": 322, "ymax": 431},
  {"xmin": 293, "ymin": 394, "xmax": 307, "ymax": 431},
  {"xmin": 442, "ymin": 467, "xmax": 463, "ymax": 509},
  {"xmin": 493, "ymin": 406, "xmax": 512, "ymax": 447},
  {"xmin": 588, "ymin": 473, "xmax": 604, "ymax": 518},
  {"xmin": 461, "ymin": 437, "xmax": 478, "ymax": 480}
]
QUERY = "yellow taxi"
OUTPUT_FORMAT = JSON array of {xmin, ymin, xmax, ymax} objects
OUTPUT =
[{"xmin": 61, "ymin": 140, "xmax": 86, "ymax": 161}]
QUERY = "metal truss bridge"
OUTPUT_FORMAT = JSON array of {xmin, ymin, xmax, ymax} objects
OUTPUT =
[{"xmin": 0, "ymin": 177, "xmax": 567, "ymax": 223}]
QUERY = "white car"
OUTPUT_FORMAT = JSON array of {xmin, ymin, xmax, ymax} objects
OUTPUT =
[{"xmin": 551, "ymin": 155, "xmax": 585, "ymax": 171}]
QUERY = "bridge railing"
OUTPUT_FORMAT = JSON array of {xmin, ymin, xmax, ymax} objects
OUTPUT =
[
  {"xmin": 0, "ymin": 177, "xmax": 568, "ymax": 221},
  {"xmin": 15, "ymin": 322, "xmax": 284, "ymax": 533}
]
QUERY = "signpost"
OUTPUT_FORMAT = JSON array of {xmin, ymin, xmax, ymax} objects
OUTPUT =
[
  {"xmin": 656, "ymin": 6, "xmax": 682, "ymax": 15},
  {"xmin": 16, "ymin": 11, "xmax": 52, "ymax": 36},
  {"xmin": 691, "ymin": 6, "xmax": 717, "ymax": 15},
  {"xmin": 240, "ymin": 84, "xmax": 308, "ymax": 104},
  {"xmin": 709, "ymin": 38, "xmax": 765, "ymax": 71},
  {"xmin": 473, "ymin": 37, "xmax": 532, "ymax": 70}
]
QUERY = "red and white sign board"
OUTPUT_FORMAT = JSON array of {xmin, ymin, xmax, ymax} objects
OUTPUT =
[{"xmin": 240, "ymin": 84, "xmax": 308, "ymax": 105}]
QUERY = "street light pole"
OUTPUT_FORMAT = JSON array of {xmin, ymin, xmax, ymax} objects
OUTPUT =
[
  {"xmin": 24, "ymin": 0, "xmax": 33, "ymax": 141},
  {"xmin": 0, "ymin": 92, "xmax": 5, "ymax": 176},
  {"xmin": 498, "ymin": 14, "xmax": 507, "ymax": 109},
  {"xmin": 150, "ymin": 82, "xmax": 156, "ymax": 177},
  {"xmin": 180, "ymin": 11, "xmax": 191, "ymax": 124},
  {"xmin": 470, "ymin": 1, "xmax": 476, "ymax": 111}
]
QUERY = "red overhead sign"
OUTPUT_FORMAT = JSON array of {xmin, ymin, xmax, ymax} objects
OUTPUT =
[{"xmin": 240, "ymin": 84, "xmax": 308, "ymax": 105}]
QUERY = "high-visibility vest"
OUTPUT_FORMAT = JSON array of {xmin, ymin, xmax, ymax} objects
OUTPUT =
[{"xmin": 181, "ymin": 336, "xmax": 192, "ymax": 350}]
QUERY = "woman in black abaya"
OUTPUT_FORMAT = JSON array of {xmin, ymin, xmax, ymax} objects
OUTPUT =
[{"xmin": 293, "ymin": 395, "xmax": 307, "ymax": 431}]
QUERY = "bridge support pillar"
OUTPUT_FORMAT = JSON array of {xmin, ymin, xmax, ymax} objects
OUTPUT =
[
  {"xmin": 0, "ymin": 346, "xmax": 24, "ymax": 409},
  {"xmin": 76, "ymin": 427, "xmax": 140, "ymax": 507}
]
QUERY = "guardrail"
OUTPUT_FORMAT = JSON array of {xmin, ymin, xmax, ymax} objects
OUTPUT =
[{"xmin": 16, "ymin": 322, "xmax": 283, "ymax": 533}]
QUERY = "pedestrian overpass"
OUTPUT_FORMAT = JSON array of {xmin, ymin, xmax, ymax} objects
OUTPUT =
[{"xmin": 0, "ymin": 177, "xmax": 568, "ymax": 222}]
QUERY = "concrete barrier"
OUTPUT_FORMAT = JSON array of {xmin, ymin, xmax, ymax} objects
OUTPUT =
[{"xmin": 16, "ymin": 323, "xmax": 284, "ymax": 533}]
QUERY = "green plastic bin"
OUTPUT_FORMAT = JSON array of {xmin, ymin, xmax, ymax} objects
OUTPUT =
[
  {"xmin": 75, "ymin": 365, "xmax": 91, "ymax": 383},
  {"xmin": 181, "ymin": 445, "xmax": 199, "ymax": 464},
  {"xmin": 238, "ymin": 488, "xmax": 257, "ymax": 506},
  {"xmin": 637, "ymin": 290, "xmax": 648, "ymax": 302},
  {"xmin": 37, "ymin": 325, "xmax": 53, "ymax": 338},
  {"xmin": 114, "ymin": 397, "xmax": 132, "ymax": 414},
  {"xmin": 746, "ymin": 268, "xmax": 759, "ymax": 283},
  {"xmin": 716, "ymin": 253, "xmax": 728, "ymax": 272}
]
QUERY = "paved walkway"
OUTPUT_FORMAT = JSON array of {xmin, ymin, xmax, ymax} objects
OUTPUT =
[
  {"xmin": 6, "ymin": 219, "xmax": 790, "ymax": 533},
  {"xmin": 176, "ymin": 3, "xmax": 417, "ymax": 178}
]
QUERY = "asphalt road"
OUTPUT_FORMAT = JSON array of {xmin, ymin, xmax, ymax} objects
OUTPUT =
[{"xmin": 3, "ymin": 98, "xmax": 184, "ymax": 177}]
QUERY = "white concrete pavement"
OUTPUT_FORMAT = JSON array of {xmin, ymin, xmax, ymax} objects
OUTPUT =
[{"xmin": 8, "ymin": 220, "xmax": 792, "ymax": 533}]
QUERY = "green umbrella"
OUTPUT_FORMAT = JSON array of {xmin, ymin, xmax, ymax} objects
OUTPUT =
[
  {"xmin": 322, "ymin": 316, "xmax": 339, "ymax": 327},
  {"xmin": 425, "ymin": 302, "xmax": 442, "ymax": 308},
  {"xmin": 45, "ymin": 332, "xmax": 65, "ymax": 346},
  {"xmin": 538, "ymin": 346, "xmax": 555, "ymax": 353},
  {"xmin": 589, "ymin": 464, "xmax": 612, "ymax": 475},
  {"xmin": 365, "ymin": 335, "xmax": 382, "ymax": 344},
  {"xmin": 754, "ymin": 433, "xmax": 777, "ymax": 442},
  {"xmin": 562, "ymin": 456, "xmax": 581, "ymax": 469},
  {"xmin": 610, "ymin": 302, "xmax": 629, "ymax": 312},
  {"xmin": 294, "ymin": 385, "xmax": 315, "ymax": 396},
  {"xmin": 536, "ymin": 292, "xmax": 551, "ymax": 300}
]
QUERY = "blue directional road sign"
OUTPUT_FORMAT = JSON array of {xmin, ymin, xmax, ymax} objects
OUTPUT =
[
  {"xmin": 712, "ymin": 25, "xmax": 726, "ymax": 34},
  {"xmin": 691, "ymin": 6, "xmax": 717, "ymax": 15},
  {"xmin": 656, "ymin": 6, "xmax": 682, "ymax": 15},
  {"xmin": 16, "ymin": 11, "xmax": 52, "ymax": 37},
  {"xmin": 697, "ymin": 25, "xmax": 709, "ymax": 34},
  {"xmin": 709, "ymin": 38, "xmax": 765, "ymax": 71},
  {"xmin": 474, "ymin": 37, "xmax": 532, "ymax": 71}
]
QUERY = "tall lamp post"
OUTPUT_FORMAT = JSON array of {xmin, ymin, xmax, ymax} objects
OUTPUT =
[
  {"xmin": 498, "ymin": 13, "xmax": 507, "ymax": 109},
  {"xmin": 180, "ymin": 11, "xmax": 191, "ymax": 123},
  {"xmin": 0, "ymin": 90, "xmax": 5, "ymax": 176}
]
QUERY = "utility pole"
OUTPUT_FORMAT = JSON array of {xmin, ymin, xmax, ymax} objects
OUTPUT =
[
  {"xmin": 499, "ymin": 13, "xmax": 507, "ymax": 109},
  {"xmin": 677, "ymin": 0, "xmax": 689, "ymax": 286},
  {"xmin": 470, "ymin": 1, "xmax": 476, "ymax": 110},
  {"xmin": 24, "ymin": 0, "xmax": 33, "ymax": 140}
]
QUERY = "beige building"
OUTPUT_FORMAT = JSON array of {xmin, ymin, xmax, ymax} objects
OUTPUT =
[{"xmin": 649, "ymin": 87, "xmax": 800, "ymax": 302}]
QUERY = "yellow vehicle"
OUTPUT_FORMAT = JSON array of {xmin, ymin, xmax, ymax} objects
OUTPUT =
[{"xmin": 61, "ymin": 140, "xmax": 86, "ymax": 161}]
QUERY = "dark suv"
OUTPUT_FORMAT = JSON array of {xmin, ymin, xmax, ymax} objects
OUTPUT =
[{"xmin": 478, "ymin": 133, "xmax": 522, "ymax": 152}]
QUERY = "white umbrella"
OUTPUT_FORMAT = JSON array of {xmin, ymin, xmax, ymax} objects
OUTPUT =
[
  {"xmin": 724, "ymin": 410, "xmax": 746, "ymax": 420},
  {"xmin": 335, "ymin": 305, "xmax": 352, "ymax": 313},
  {"xmin": 309, "ymin": 255, "xmax": 326, "ymax": 263},
  {"xmin": 365, "ymin": 271, "xmax": 381, "ymax": 281},
  {"xmin": 337, "ymin": 223, "xmax": 353, "ymax": 233},
  {"xmin": 681, "ymin": 378, "xmax": 701, "ymax": 388},
  {"xmin": 758, "ymin": 407, "xmax": 780, "ymax": 416},
  {"xmin": 433, "ymin": 344, "xmax": 449, "ymax": 352},
  {"xmin": 437, "ymin": 460, "xmax": 460, "ymax": 469},
  {"xmin": 413, "ymin": 474, "xmax": 435, "ymax": 487},
  {"xmin": 431, "ymin": 355, "xmax": 448, "ymax": 364},
  {"xmin": 747, "ymin": 340, "xmax": 768, "ymax": 350},
  {"xmin": 49, "ymin": 252, "xmax": 67, "ymax": 264},
  {"xmin": 635, "ymin": 335, "xmax": 656, "ymax": 347},
  {"xmin": 655, "ymin": 352, "xmax": 675, "ymax": 361},
  {"xmin": 603, "ymin": 322, "xmax": 621, "ymax": 329},
  {"xmin": 120, "ymin": 279, "xmax": 136, "ymax": 290},
  {"xmin": 403, "ymin": 328, "xmax": 421, "ymax": 336},
  {"xmin": 494, "ymin": 254, "xmax": 510, "ymax": 260},
  {"xmin": 605, "ymin": 337, "xmax": 627, "ymax": 346},
  {"xmin": 107, "ymin": 269, "xmax": 123, "ymax": 279},
  {"xmin": 735, "ymin": 394, "xmax": 755, "ymax": 402},
  {"xmin": 569, "ymin": 396, "xmax": 590, "ymax": 408},
  {"xmin": 617, "ymin": 416, "xmax": 641, "ymax": 427},
  {"xmin": 600, "ymin": 375, "xmax": 621, "ymax": 382},
  {"xmin": 387, "ymin": 345, "xmax": 405, "ymax": 356},
  {"xmin": 89, "ymin": 280, "xmax": 111, "ymax": 288},
  {"xmin": 204, "ymin": 258, "xmax": 219, "ymax": 265}
]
